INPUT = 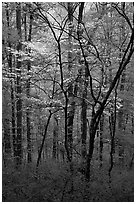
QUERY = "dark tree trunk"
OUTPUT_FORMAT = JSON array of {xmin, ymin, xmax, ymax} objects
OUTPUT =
[
  {"xmin": 64, "ymin": 97, "xmax": 70, "ymax": 161},
  {"xmin": 81, "ymin": 96, "xmax": 87, "ymax": 159},
  {"xmin": 26, "ymin": 10, "xmax": 33, "ymax": 163},
  {"xmin": 26, "ymin": 76, "xmax": 32, "ymax": 163},
  {"xmin": 66, "ymin": 82, "xmax": 78, "ymax": 162},
  {"xmin": 80, "ymin": 70, "xmax": 88, "ymax": 161},
  {"xmin": 67, "ymin": 2, "xmax": 73, "ymax": 71},
  {"xmin": 76, "ymin": 2, "xmax": 88, "ymax": 161},
  {"xmin": 109, "ymin": 112, "xmax": 115, "ymax": 177},
  {"xmin": 118, "ymin": 3, "xmax": 126, "ymax": 166},
  {"xmin": 86, "ymin": 114, "xmax": 97, "ymax": 181},
  {"xmin": 5, "ymin": 2, "xmax": 16, "ymax": 161},
  {"xmin": 65, "ymin": 3, "xmax": 76, "ymax": 194},
  {"xmin": 99, "ymin": 114, "xmax": 104, "ymax": 167},
  {"xmin": 131, "ymin": 115, "xmax": 134, "ymax": 135},
  {"xmin": 67, "ymin": 101, "xmax": 75, "ymax": 161},
  {"xmin": 58, "ymin": 142, "xmax": 65, "ymax": 162},
  {"xmin": 118, "ymin": 109, "xmax": 124, "ymax": 129},
  {"xmin": 3, "ymin": 119, "xmax": 11, "ymax": 156},
  {"xmin": 79, "ymin": 3, "xmax": 88, "ymax": 161},
  {"xmin": 16, "ymin": 2, "xmax": 22, "ymax": 166},
  {"xmin": 66, "ymin": 2, "xmax": 76, "ymax": 162},
  {"xmin": 52, "ymin": 116, "xmax": 58, "ymax": 160},
  {"xmin": 36, "ymin": 111, "xmax": 52, "ymax": 168},
  {"xmin": 11, "ymin": 85, "xmax": 16, "ymax": 158}
]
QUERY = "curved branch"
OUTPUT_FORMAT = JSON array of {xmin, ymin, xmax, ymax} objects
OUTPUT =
[{"xmin": 112, "ymin": 3, "xmax": 133, "ymax": 31}]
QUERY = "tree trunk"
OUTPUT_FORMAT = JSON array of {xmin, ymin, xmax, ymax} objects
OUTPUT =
[
  {"xmin": 26, "ymin": 9, "xmax": 33, "ymax": 163},
  {"xmin": 5, "ymin": 3, "xmax": 14, "ymax": 160},
  {"xmin": 36, "ymin": 111, "xmax": 52, "ymax": 168},
  {"xmin": 108, "ymin": 82, "xmax": 118, "ymax": 178},
  {"xmin": 66, "ymin": 4, "xmax": 76, "ymax": 194},
  {"xmin": 86, "ymin": 114, "xmax": 97, "ymax": 181},
  {"xmin": 108, "ymin": 112, "xmax": 115, "ymax": 177},
  {"xmin": 131, "ymin": 115, "xmax": 134, "ymax": 135},
  {"xmin": 52, "ymin": 116, "xmax": 58, "ymax": 160},
  {"xmin": 67, "ymin": 100, "xmax": 75, "ymax": 161},
  {"xmin": 11, "ymin": 82, "xmax": 16, "ymax": 159},
  {"xmin": 118, "ymin": 3, "xmax": 126, "ymax": 166},
  {"xmin": 66, "ymin": 2, "xmax": 76, "ymax": 162},
  {"xmin": 16, "ymin": 2, "xmax": 22, "ymax": 166},
  {"xmin": 99, "ymin": 114, "xmax": 104, "ymax": 167},
  {"xmin": 64, "ymin": 97, "xmax": 70, "ymax": 161},
  {"xmin": 77, "ymin": 2, "xmax": 88, "ymax": 161},
  {"xmin": 3, "ymin": 119, "xmax": 11, "ymax": 165},
  {"xmin": 81, "ymin": 95, "xmax": 87, "ymax": 160}
]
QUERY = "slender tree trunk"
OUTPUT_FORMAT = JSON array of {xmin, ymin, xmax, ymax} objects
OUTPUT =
[
  {"xmin": 16, "ymin": 2, "xmax": 22, "ymax": 166},
  {"xmin": 64, "ymin": 97, "xmax": 71, "ymax": 161},
  {"xmin": 5, "ymin": 2, "xmax": 15, "ymax": 161},
  {"xmin": 26, "ymin": 10, "xmax": 33, "ymax": 163},
  {"xmin": 108, "ymin": 78, "xmax": 119, "ymax": 179},
  {"xmin": 108, "ymin": 112, "xmax": 115, "ymax": 177},
  {"xmin": 86, "ymin": 112, "xmax": 97, "ymax": 181},
  {"xmin": 131, "ymin": 115, "xmax": 134, "ymax": 135},
  {"xmin": 67, "ymin": 103, "xmax": 74, "ymax": 162},
  {"xmin": 76, "ymin": 2, "xmax": 88, "ymax": 163},
  {"xmin": 52, "ymin": 116, "xmax": 58, "ymax": 160},
  {"xmin": 66, "ymin": 3, "xmax": 77, "ymax": 162},
  {"xmin": 85, "ymin": 107, "xmax": 105, "ymax": 180},
  {"xmin": 81, "ymin": 95, "xmax": 87, "ymax": 159},
  {"xmin": 65, "ymin": 2, "xmax": 77, "ymax": 162},
  {"xmin": 105, "ymin": 6, "xmax": 117, "ymax": 176},
  {"xmin": 118, "ymin": 3, "xmax": 126, "ymax": 166},
  {"xmin": 99, "ymin": 114, "xmax": 104, "ymax": 167},
  {"xmin": 36, "ymin": 111, "xmax": 52, "ymax": 168},
  {"xmin": 3, "ymin": 119, "xmax": 11, "ymax": 165},
  {"xmin": 80, "ymin": 27, "xmax": 88, "ymax": 161},
  {"xmin": 66, "ymin": 4, "xmax": 76, "ymax": 193}
]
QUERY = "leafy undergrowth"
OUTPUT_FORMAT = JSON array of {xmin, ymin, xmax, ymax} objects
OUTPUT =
[{"xmin": 2, "ymin": 160, "xmax": 134, "ymax": 202}]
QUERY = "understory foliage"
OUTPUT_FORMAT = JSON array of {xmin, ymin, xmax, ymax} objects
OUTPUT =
[
  {"xmin": 2, "ymin": 2, "xmax": 134, "ymax": 202},
  {"xmin": 3, "ymin": 161, "xmax": 134, "ymax": 202}
]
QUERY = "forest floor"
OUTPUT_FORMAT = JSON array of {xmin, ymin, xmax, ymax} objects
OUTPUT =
[{"xmin": 2, "ymin": 159, "xmax": 134, "ymax": 202}]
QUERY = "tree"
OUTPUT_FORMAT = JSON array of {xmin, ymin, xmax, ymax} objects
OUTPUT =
[
  {"xmin": 2, "ymin": 3, "xmax": 13, "ymax": 163},
  {"xmin": 24, "ymin": 4, "xmax": 33, "ymax": 163},
  {"xmin": 52, "ymin": 115, "xmax": 59, "ymax": 160},
  {"xmin": 77, "ymin": 2, "xmax": 134, "ymax": 180},
  {"xmin": 117, "ymin": 2, "xmax": 126, "ymax": 165},
  {"xmin": 15, "ymin": 2, "xmax": 22, "ymax": 166},
  {"xmin": 78, "ymin": 3, "xmax": 88, "ymax": 161}
]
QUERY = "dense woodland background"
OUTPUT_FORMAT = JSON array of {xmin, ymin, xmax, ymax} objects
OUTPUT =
[{"xmin": 2, "ymin": 2, "xmax": 134, "ymax": 202}]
